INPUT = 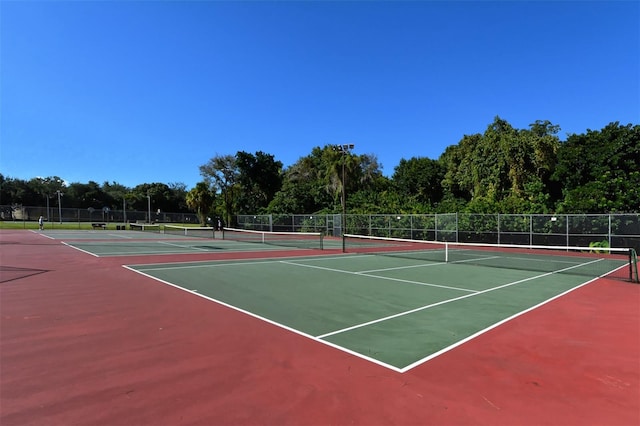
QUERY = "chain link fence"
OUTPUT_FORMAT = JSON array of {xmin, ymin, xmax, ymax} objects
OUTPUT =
[
  {"xmin": 3, "ymin": 205, "xmax": 638, "ymax": 252},
  {"xmin": 1, "ymin": 205, "xmax": 199, "ymax": 227},
  {"xmin": 237, "ymin": 213, "xmax": 640, "ymax": 251}
]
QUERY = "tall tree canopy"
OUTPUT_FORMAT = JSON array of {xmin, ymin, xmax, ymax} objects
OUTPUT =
[
  {"xmin": 199, "ymin": 154, "xmax": 238, "ymax": 226},
  {"xmin": 440, "ymin": 117, "xmax": 561, "ymax": 212},
  {"xmin": 3, "ymin": 120, "xmax": 638, "ymax": 217},
  {"xmin": 392, "ymin": 157, "xmax": 445, "ymax": 207},
  {"xmin": 186, "ymin": 182, "xmax": 215, "ymax": 225},
  {"xmin": 235, "ymin": 151, "xmax": 283, "ymax": 214},
  {"xmin": 552, "ymin": 122, "xmax": 640, "ymax": 213}
]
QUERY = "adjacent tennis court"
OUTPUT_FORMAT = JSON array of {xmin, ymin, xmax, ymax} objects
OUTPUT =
[
  {"xmin": 125, "ymin": 238, "xmax": 633, "ymax": 372},
  {"xmin": 50, "ymin": 225, "xmax": 337, "ymax": 256}
]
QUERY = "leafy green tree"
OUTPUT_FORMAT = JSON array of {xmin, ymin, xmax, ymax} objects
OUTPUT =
[
  {"xmin": 267, "ymin": 152, "xmax": 332, "ymax": 214},
  {"xmin": 235, "ymin": 151, "xmax": 283, "ymax": 214},
  {"xmin": 0, "ymin": 176, "xmax": 30, "ymax": 205},
  {"xmin": 553, "ymin": 122, "xmax": 640, "ymax": 213},
  {"xmin": 434, "ymin": 195, "xmax": 468, "ymax": 214},
  {"xmin": 102, "ymin": 181, "xmax": 130, "ymax": 210},
  {"xmin": 186, "ymin": 182, "xmax": 215, "ymax": 225},
  {"xmin": 440, "ymin": 133, "xmax": 481, "ymax": 201},
  {"xmin": 3, "ymin": 118, "xmax": 638, "ymax": 218},
  {"xmin": 356, "ymin": 153, "xmax": 384, "ymax": 191},
  {"xmin": 267, "ymin": 145, "xmax": 383, "ymax": 214},
  {"xmin": 168, "ymin": 182, "xmax": 189, "ymax": 212},
  {"xmin": 199, "ymin": 154, "xmax": 238, "ymax": 226},
  {"xmin": 440, "ymin": 117, "xmax": 560, "ymax": 211},
  {"xmin": 124, "ymin": 182, "xmax": 187, "ymax": 220},
  {"xmin": 392, "ymin": 157, "xmax": 445, "ymax": 206},
  {"xmin": 66, "ymin": 181, "xmax": 109, "ymax": 208},
  {"xmin": 24, "ymin": 176, "xmax": 65, "ymax": 209},
  {"xmin": 0, "ymin": 174, "xmax": 7, "ymax": 204}
]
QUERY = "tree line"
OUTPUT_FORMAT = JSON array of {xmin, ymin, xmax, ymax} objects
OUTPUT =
[
  {"xmin": 2, "ymin": 118, "xmax": 638, "ymax": 225},
  {"xmin": 0, "ymin": 179, "xmax": 190, "ymax": 216}
]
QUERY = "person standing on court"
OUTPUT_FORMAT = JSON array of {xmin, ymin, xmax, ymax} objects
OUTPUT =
[{"xmin": 38, "ymin": 215, "xmax": 44, "ymax": 230}]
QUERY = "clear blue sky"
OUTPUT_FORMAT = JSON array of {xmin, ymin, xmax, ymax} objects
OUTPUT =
[{"xmin": 1, "ymin": 0, "xmax": 638, "ymax": 190}]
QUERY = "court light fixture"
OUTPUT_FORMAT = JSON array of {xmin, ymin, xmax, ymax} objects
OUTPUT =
[{"xmin": 333, "ymin": 143, "xmax": 355, "ymax": 252}]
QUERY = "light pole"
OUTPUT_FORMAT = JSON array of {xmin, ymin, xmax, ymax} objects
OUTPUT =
[
  {"xmin": 45, "ymin": 194, "xmax": 50, "ymax": 222},
  {"xmin": 55, "ymin": 190, "xmax": 63, "ymax": 224},
  {"xmin": 146, "ymin": 193, "xmax": 151, "ymax": 224},
  {"xmin": 335, "ymin": 143, "xmax": 355, "ymax": 252}
]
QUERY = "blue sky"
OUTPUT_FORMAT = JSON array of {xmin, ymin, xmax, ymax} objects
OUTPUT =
[{"xmin": 1, "ymin": 0, "xmax": 638, "ymax": 190}]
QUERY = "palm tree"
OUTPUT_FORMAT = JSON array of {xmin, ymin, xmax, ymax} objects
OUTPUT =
[{"xmin": 186, "ymin": 182, "xmax": 214, "ymax": 226}]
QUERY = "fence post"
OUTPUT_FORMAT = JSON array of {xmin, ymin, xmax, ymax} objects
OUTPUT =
[{"xmin": 410, "ymin": 214, "xmax": 414, "ymax": 239}]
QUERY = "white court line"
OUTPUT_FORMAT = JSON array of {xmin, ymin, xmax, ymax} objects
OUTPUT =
[
  {"xmin": 31, "ymin": 231, "xmax": 56, "ymax": 240},
  {"xmin": 64, "ymin": 240, "xmax": 293, "ymax": 257},
  {"xmin": 158, "ymin": 241, "xmax": 211, "ymax": 252},
  {"xmin": 399, "ymin": 274, "xmax": 603, "ymax": 373},
  {"xmin": 106, "ymin": 233, "xmax": 134, "ymax": 239},
  {"xmin": 279, "ymin": 260, "xmax": 477, "ymax": 293},
  {"xmin": 316, "ymin": 258, "xmax": 605, "ymax": 341},
  {"xmin": 132, "ymin": 254, "xmax": 352, "ymax": 271},
  {"xmin": 61, "ymin": 242, "xmax": 100, "ymax": 257},
  {"xmin": 356, "ymin": 255, "xmax": 501, "ymax": 273},
  {"xmin": 123, "ymin": 264, "xmax": 405, "ymax": 373},
  {"xmin": 124, "ymin": 256, "xmax": 606, "ymax": 373},
  {"xmin": 358, "ymin": 262, "xmax": 448, "ymax": 273}
]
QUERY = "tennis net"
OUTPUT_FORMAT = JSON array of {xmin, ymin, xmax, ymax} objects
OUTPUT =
[
  {"xmin": 344, "ymin": 234, "xmax": 638, "ymax": 282},
  {"xmin": 222, "ymin": 227, "xmax": 323, "ymax": 250},
  {"xmin": 163, "ymin": 225, "xmax": 216, "ymax": 239},
  {"xmin": 129, "ymin": 223, "xmax": 162, "ymax": 233}
]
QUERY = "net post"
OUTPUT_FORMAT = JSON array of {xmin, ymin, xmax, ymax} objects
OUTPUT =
[
  {"xmin": 445, "ymin": 242, "xmax": 449, "ymax": 262},
  {"xmin": 630, "ymin": 248, "xmax": 639, "ymax": 283},
  {"xmin": 629, "ymin": 249, "xmax": 633, "ymax": 282}
]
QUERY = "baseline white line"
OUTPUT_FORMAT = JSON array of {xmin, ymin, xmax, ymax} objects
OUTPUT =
[
  {"xmin": 399, "ymin": 274, "xmax": 602, "ymax": 372},
  {"xmin": 61, "ymin": 242, "xmax": 100, "ymax": 257},
  {"xmin": 122, "ymin": 265, "xmax": 404, "ymax": 373},
  {"xmin": 32, "ymin": 231, "xmax": 56, "ymax": 240}
]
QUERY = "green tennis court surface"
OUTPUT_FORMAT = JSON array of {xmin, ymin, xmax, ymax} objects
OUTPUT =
[
  {"xmin": 64, "ymin": 239, "xmax": 305, "ymax": 256},
  {"xmin": 125, "ymin": 252, "xmax": 623, "ymax": 372},
  {"xmin": 42, "ymin": 228, "xmax": 341, "ymax": 256}
]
